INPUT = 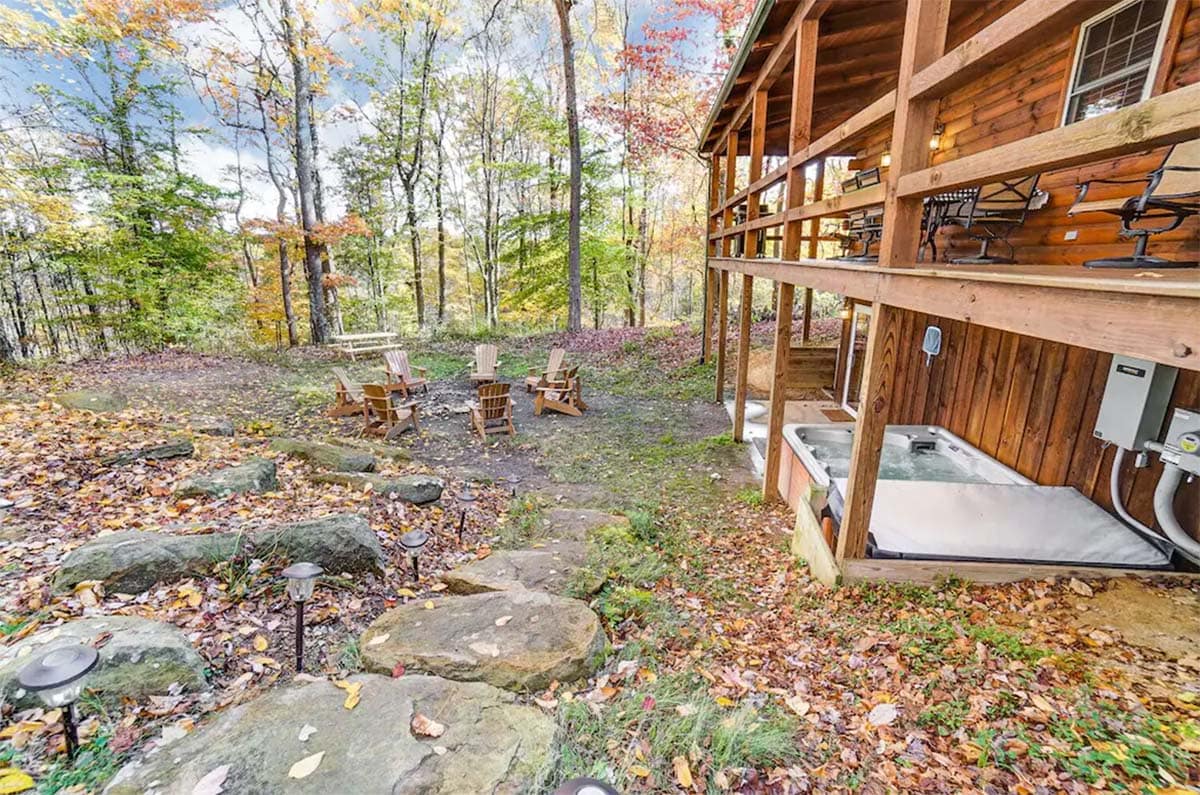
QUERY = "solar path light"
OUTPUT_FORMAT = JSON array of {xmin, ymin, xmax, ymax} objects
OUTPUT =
[
  {"xmin": 282, "ymin": 562, "xmax": 323, "ymax": 673},
  {"xmin": 17, "ymin": 644, "xmax": 99, "ymax": 761},
  {"xmin": 456, "ymin": 481, "xmax": 477, "ymax": 544},
  {"xmin": 399, "ymin": 529, "xmax": 430, "ymax": 581},
  {"xmin": 550, "ymin": 779, "xmax": 620, "ymax": 795}
]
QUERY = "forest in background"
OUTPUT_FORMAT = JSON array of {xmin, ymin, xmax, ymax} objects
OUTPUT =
[{"xmin": 0, "ymin": 0, "xmax": 755, "ymax": 360}]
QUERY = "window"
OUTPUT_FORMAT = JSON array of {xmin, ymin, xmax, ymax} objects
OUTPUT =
[{"xmin": 1063, "ymin": 0, "xmax": 1172, "ymax": 124}]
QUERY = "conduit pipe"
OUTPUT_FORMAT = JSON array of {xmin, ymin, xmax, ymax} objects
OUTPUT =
[
  {"xmin": 1153, "ymin": 462, "xmax": 1200, "ymax": 567},
  {"xmin": 1110, "ymin": 447, "xmax": 1175, "ymax": 554}
]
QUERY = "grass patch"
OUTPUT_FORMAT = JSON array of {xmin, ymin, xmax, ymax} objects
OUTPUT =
[
  {"xmin": 917, "ymin": 699, "xmax": 970, "ymax": 736},
  {"xmin": 735, "ymin": 487, "xmax": 763, "ymax": 506},
  {"xmin": 554, "ymin": 672, "xmax": 800, "ymax": 790},
  {"xmin": 496, "ymin": 496, "xmax": 544, "ymax": 549}
]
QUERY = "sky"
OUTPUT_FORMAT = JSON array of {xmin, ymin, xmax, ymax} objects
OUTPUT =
[{"xmin": 0, "ymin": 0, "xmax": 732, "ymax": 226}]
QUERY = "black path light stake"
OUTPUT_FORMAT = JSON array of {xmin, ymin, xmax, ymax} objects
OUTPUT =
[
  {"xmin": 550, "ymin": 779, "xmax": 620, "ymax": 795},
  {"xmin": 17, "ymin": 644, "xmax": 99, "ymax": 761},
  {"xmin": 400, "ymin": 529, "xmax": 430, "ymax": 581},
  {"xmin": 282, "ymin": 562, "xmax": 323, "ymax": 673},
  {"xmin": 456, "ymin": 481, "xmax": 477, "ymax": 544}
]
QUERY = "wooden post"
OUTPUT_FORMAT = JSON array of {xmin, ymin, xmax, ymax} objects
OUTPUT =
[
  {"xmin": 832, "ymin": 297, "xmax": 854, "ymax": 396},
  {"xmin": 715, "ymin": 269, "xmax": 730, "ymax": 401},
  {"xmin": 801, "ymin": 288, "xmax": 813, "ymax": 343},
  {"xmin": 702, "ymin": 151, "xmax": 722, "ymax": 363},
  {"xmin": 722, "ymin": 131, "xmax": 739, "ymax": 257},
  {"xmin": 763, "ymin": 283, "xmax": 795, "ymax": 502},
  {"xmin": 733, "ymin": 274, "xmax": 754, "ymax": 441},
  {"xmin": 782, "ymin": 20, "xmax": 819, "ymax": 260},
  {"xmin": 764, "ymin": 19, "xmax": 817, "ymax": 503},
  {"xmin": 746, "ymin": 91, "xmax": 767, "ymax": 258},
  {"xmin": 837, "ymin": 0, "xmax": 951, "ymax": 562},
  {"xmin": 801, "ymin": 158, "xmax": 824, "ymax": 345}
]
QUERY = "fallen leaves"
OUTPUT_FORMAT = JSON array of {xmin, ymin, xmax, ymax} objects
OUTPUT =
[
  {"xmin": 287, "ymin": 751, "xmax": 324, "ymax": 780},
  {"xmin": 191, "ymin": 764, "xmax": 229, "ymax": 795},
  {"xmin": 866, "ymin": 702, "xmax": 898, "ymax": 727},
  {"xmin": 0, "ymin": 769, "xmax": 35, "ymax": 794},
  {"xmin": 410, "ymin": 713, "xmax": 445, "ymax": 738},
  {"xmin": 298, "ymin": 724, "xmax": 317, "ymax": 742},
  {"xmin": 672, "ymin": 755, "xmax": 693, "ymax": 788},
  {"xmin": 334, "ymin": 680, "xmax": 362, "ymax": 710}
]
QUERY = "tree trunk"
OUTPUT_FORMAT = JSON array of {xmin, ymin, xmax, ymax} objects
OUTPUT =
[
  {"xmin": 553, "ymin": 0, "xmax": 582, "ymax": 332},
  {"xmin": 279, "ymin": 0, "xmax": 329, "ymax": 345},
  {"xmin": 435, "ymin": 126, "xmax": 447, "ymax": 324}
]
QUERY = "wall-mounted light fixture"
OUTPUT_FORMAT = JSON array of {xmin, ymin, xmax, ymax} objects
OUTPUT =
[
  {"xmin": 929, "ymin": 124, "xmax": 945, "ymax": 151},
  {"xmin": 880, "ymin": 151, "xmax": 891, "ymax": 168}
]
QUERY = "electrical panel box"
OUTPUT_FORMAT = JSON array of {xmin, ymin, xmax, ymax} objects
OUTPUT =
[
  {"xmin": 1162, "ymin": 407, "xmax": 1200, "ymax": 476},
  {"xmin": 1094, "ymin": 355, "xmax": 1178, "ymax": 451}
]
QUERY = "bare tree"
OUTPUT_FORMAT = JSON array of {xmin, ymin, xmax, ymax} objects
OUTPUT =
[{"xmin": 552, "ymin": 0, "xmax": 582, "ymax": 332}]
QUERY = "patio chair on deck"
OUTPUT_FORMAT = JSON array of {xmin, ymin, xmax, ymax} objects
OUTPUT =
[
  {"xmin": 525, "ymin": 347, "xmax": 566, "ymax": 393},
  {"xmin": 361, "ymin": 383, "xmax": 419, "ymax": 440},
  {"xmin": 947, "ymin": 175, "xmax": 1044, "ymax": 264},
  {"xmin": 470, "ymin": 344, "xmax": 500, "ymax": 386},
  {"xmin": 329, "ymin": 367, "xmax": 364, "ymax": 418},
  {"xmin": 470, "ymin": 382, "xmax": 515, "ymax": 440},
  {"xmin": 383, "ymin": 350, "xmax": 429, "ymax": 398},
  {"xmin": 834, "ymin": 206, "xmax": 884, "ymax": 261},
  {"xmin": 1068, "ymin": 139, "xmax": 1200, "ymax": 269}
]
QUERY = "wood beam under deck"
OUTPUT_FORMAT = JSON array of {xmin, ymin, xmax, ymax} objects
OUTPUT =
[
  {"xmin": 709, "ymin": 258, "xmax": 1200, "ymax": 371},
  {"xmin": 837, "ymin": 0, "xmax": 952, "ymax": 564}
]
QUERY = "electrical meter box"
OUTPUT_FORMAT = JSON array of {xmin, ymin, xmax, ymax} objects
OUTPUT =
[
  {"xmin": 1094, "ymin": 355, "xmax": 1178, "ymax": 450},
  {"xmin": 1162, "ymin": 407, "xmax": 1200, "ymax": 476}
]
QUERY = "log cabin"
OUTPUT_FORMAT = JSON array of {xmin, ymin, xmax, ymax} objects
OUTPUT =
[{"xmin": 699, "ymin": 0, "xmax": 1200, "ymax": 585}]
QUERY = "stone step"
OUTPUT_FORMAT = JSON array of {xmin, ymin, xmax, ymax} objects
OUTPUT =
[
  {"xmin": 103, "ymin": 674, "xmax": 555, "ymax": 795},
  {"xmin": 360, "ymin": 590, "xmax": 605, "ymax": 692}
]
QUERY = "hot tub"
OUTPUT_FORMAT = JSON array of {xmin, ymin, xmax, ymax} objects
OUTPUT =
[{"xmin": 779, "ymin": 423, "xmax": 1172, "ymax": 568}]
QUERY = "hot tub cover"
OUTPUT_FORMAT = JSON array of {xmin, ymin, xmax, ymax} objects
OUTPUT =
[{"xmin": 831, "ymin": 480, "xmax": 1172, "ymax": 568}]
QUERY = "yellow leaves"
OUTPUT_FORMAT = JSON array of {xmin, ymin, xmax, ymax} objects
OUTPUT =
[
  {"xmin": 715, "ymin": 696, "xmax": 735, "ymax": 708},
  {"xmin": 423, "ymin": 600, "xmax": 434, "ymax": 610},
  {"xmin": 672, "ymin": 755, "xmax": 693, "ymax": 788},
  {"xmin": 73, "ymin": 580, "xmax": 104, "ymax": 607},
  {"xmin": 0, "ymin": 768, "xmax": 34, "ymax": 794},
  {"xmin": 252, "ymin": 635, "xmax": 269, "ymax": 652},
  {"xmin": 334, "ymin": 679, "xmax": 362, "ymax": 710},
  {"xmin": 395, "ymin": 588, "xmax": 417, "ymax": 599},
  {"xmin": 1029, "ymin": 693, "xmax": 1055, "ymax": 714},
  {"xmin": 628, "ymin": 764, "xmax": 651, "ymax": 779},
  {"xmin": 784, "ymin": 695, "xmax": 810, "ymax": 717},
  {"xmin": 175, "ymin": 584, "xmax": 203, "ymax": 609}
]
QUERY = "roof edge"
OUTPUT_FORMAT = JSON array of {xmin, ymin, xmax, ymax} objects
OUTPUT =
[{"xmin": 698, "ymin": 0, "xmax": 777, "ymax": 155}]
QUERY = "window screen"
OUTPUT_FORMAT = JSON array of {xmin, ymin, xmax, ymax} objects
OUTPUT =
[{"xmin": 1065, "ymin": 0, "xmax": 1168, "ymax": 124}]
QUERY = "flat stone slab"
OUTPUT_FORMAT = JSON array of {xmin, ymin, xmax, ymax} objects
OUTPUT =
[
  {"xmin": 0, "ymin": 616, "xmax": 207, "ymax": 707},
  {"xmin": 442, "ymin": 544, "xmax": 601, "ymax": 597},
  {"xmin": 361, "ymin": 590, "xmax": 605, "ymax": 692},
  {"xmin": 57, "ymin": 514, "xmax": 383, "ymax": 592},
  {"xmin": 176, "ymin": 458, "xmax": 277, "ymax": 498},
  {"xmin": 55, "ymin": 531, "xmax": 243, "ymax": 593},
  {"xmin": 53, "ymin": 390, "xmax": 128, "ymax": 412},
  {"xmin": 540, "ymin": 508, "xmax": 629, "ymax": 542},
  {"xmin": 103, "ymin": 674, "xmax": 554, "ymax": 795},
  {"xmin": 269, "ymin": 438, "xmax": 376, "ymax": 473},
  {"xmin": 192, "ymin": 417, "xmax": 234, "ymax": 437},
  {"xmin": 310, "ymin": 472, "xmax": 444, "ymax": 504},
  {"xmin": 102, "ymin": 437, "xmax": 194, "ymax": 467}
]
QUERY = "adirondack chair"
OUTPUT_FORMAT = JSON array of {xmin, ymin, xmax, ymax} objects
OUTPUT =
[
  {"xmin": 470, "ymin": 344, "xmax": 500, "ymax": 385},
  {"xmin": 533, "ymin": 365, "xmax": 587, "ymax": 417},
  {"xmin": 383, "ymin": 350, "xmax": 429, "ymax": 397},
  {"xmin": 525, "ymin": 347, "xmax": 566, "ymax": 393},
  {"xmin": 469, "ymin": 382, "xmax": 515, "ymax": 439},
  {"xmin": 329, "ymin": 367, "xmax": 365, "ymax": 417},
  {"xmin": 361, "ymin": 383, "xmax": 419, "ymax": 440}
]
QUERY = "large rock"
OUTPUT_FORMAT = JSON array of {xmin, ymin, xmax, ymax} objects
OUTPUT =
[
  {"xmin": 102, "ymin": 437, "xmax": 194, "ymax": 467},
  {"xmin": 310, "ymin": 472, "xmax": 444, "ymax": 504},
  {"xmin": 540, "ymin": 508, "xmax": 630, "ymax": 541},
  {"xmin": 54, "ymin": 390, "xmax": 128, "ymax": 413},
  {"xmin": 442, "ymin": 544, "xmax": 602, "ymax": 597},
  {"xmin": 270, "ymin": 438, "xmax": 376, "ymax": 473},
  {"xmin": 176, "ymin": 458, "xmax": 277, "ymax": 498},
  {"xmin": 192, "ymin": 417, "xmax": 235, "ymax": 437},
  {"xmin": 254, "ymin": 514, "xmax": 384, "ymax": 575},
  {"xmin": 0, "ymin": 616, "xmax": 207, "ymax": 707},
  {"xmin": 103, "ymin": 674, "xmax": 554, "ymax": 795},
  {"xmin": 55, "ymin": 530, "xmax": 243, "ymax": 593},
  {"xmin": 361, "ymin": 590, "xmax": 605, "ymax": 692}
]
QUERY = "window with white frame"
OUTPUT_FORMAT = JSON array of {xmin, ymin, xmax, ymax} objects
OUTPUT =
[{"xmin": 1063, "ymin": 0, "xmax": 1172, "ymax": 124}]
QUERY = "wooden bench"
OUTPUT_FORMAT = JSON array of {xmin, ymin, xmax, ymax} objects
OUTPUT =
[{"xmin": 330, "ymin": 332, "xmax": 400, "ymax": 360}]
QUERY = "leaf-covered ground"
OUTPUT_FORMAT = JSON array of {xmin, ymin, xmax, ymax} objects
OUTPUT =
[{"xmin": 0, "ymin": 326, "xmax": 1197, "ymax": 794}]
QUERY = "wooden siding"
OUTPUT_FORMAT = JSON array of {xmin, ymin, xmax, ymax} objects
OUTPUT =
[{"xmin": 837, "ymin": 1, "xmax": 1200, "ymax": 541}]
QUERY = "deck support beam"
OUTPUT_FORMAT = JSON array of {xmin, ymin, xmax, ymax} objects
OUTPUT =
[
  {"xmin": 837, "ymin": 0, "xmax": 950, "ymax": 562},
  {"xmin": 733, "ymin": 274, "xmax": 755, "ymax": 441},
  {"xmin": 763, "ymin": 282, "xmax": 795, "ymax": 502},
  {"xmin": 715, "ymin": 269, "xmax": 730, "ymax": 402}
]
